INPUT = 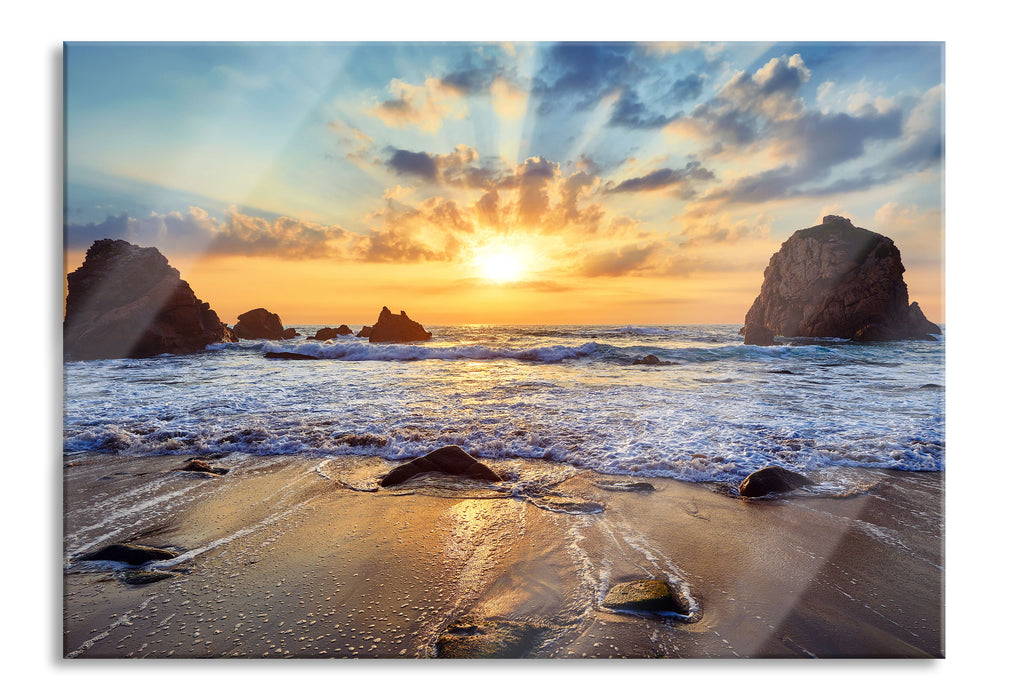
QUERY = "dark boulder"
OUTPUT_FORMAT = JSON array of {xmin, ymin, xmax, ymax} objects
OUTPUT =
[
  {"xmin": 368, "ymin": 306, "xmax": 432, "ymax": 343},
  {"xmin": 601, "ymin": 578, "xmax": 693, "ymax": 617},
  {"xmin": 743, "ymin": 324, "xmax": 778, "ymax": 346},
  {"xmin": 741, "ymin": 216, "xmax": 941, "ymax": 343},
  {"xmin": 64, "ymin": 239, "xmax": 235, "ymax": 360},
  {"xmin": 281, "ymin": 328, "xmax": 300, "ymax": 339},
  {"xmin": 311, "ymin": 325, "xmax": 353, "ymax": 341},
  {"xmin": 379, "ymin": 445, "xmax": 502, "ymax": 487},
  {"xmin": 79, "ymin": 543, "xmax": 178, "ymax": 566},
  {"xmin": 233, "ymin": 308, "xmax": 285, "ymax": 340},
  {"xmin": 356, "ymin": 326, "xmax": 372, "ymax": 338},
  {"xmin": 738, "ymin": 466, "xmax": 814, "ymax": 497}
]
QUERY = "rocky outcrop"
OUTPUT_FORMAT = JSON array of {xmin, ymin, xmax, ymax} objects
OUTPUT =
[
  {"xmin": 281, "ymin": 328, "xmax": 300, "ymax": 339},
  {"xmin": 379, "ymin": 445, "xmax": 501, "ymax": 487},
  {"xmin": 741, "ymin": 216, "xmax": 941, "ymax": 344},
  {"xmin": 356, "ymin": 326, "xmax": 372, "ymax": 338},
  {"xmin": 233, "ymin": 308, "xmax": 286, "ymax": 340},
  {"xmin": 64, "ymin": 239, "xmax": 236, "ymax": 361},
  {"xmin": 368, "ymin": 306, "xmax": 432, "ymax": 343},
  {"xmin": 738, "ymin": 466, "xmax": 814, "ymax": 497},
  {"xmin": 311, "ymin": 325, "xmax": 353, "ymax": 341}
]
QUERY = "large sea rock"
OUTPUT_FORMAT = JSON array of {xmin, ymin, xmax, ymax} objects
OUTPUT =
[
  {"xmin": 368, "ymin": 306, "xmax": 432, "ymax": 343},
  {"xmin": 741, "ymin": 216, "xmax": 941, "ymax": 344},
  {"xmin": 232, "ymin": 307, "xmax": 287, "ymax": 340},
  {"xmin": 64, "ymin": 239, "xmax": 236, "ymax": 361}
]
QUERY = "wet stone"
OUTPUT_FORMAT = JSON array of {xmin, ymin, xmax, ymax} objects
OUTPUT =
[
  {"xmin": 435, "ymin": 618, "xmax": 548, "ymax": 658},
  {"xmin": 80, "ymin": 543, "xmax": 178, "ymax": 566},
  {"xmin": 601, "ymin": 578, "xmax": 693, "ymax": 618},
  {"xmin": 595, "ymin": 480, "xmax": 655, "ymax": 493}
]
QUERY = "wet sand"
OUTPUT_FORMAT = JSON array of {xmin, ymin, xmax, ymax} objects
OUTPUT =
[{"xmin": 62, "ymin": 452, "xmax": 943, "ymax": 659}]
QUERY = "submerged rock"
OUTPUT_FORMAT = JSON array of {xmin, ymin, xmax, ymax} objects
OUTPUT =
[
  {"xmin": 595, "ymin": 480, "xmax": 655, "ymax": 492},
  {"xmin": 741, "ymin": 216, "xmax": 941, "ymax": 343},
  {"xmin": 264, "ymin": 351, "xmax": 319, "ymax": 360},
  {"xmin": 63, "ymin": 239, "xmax": 236, "ymax": 360},
  {"xmin": 80, "ymin": 543, "xmax": 178, "ymax": 566},
  {"xmin": 368, "ymin": 306, "xmax": 432, "ymax": 343},
  {"xmin": 435, "ymin": 618, "xmax": 548, "ymax": 658},
  {"xmin": 233, "ymin": 308, "xmax": 286, "ymax": 340},
  {"xmin": 632, "ymin": 354, "xmax": 674, "ymax": 366},
  {"xmin": 601, "ymin": 578, "xmax": 693, "ymax": 617},
  {"xmin": 738, "ymin": 465, "xmax": 814, "ymax": 497},
  {"xmin": 379, "ymin": 445, "xmax": 502, "ymax": 487}
]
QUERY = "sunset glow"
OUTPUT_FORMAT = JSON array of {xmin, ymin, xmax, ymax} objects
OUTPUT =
[{"xmin": 63, "ymin": 42, "xmax": 945, "ymax": 325}]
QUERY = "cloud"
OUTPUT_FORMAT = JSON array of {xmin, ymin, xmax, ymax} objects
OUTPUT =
[
  {"xmin": 531, "ymin": 43, "xmax": 639, "ymax": 114},
  {"xmin": 65, "ymin": 207, "xmax": 220, "ymax": 252},
  {"xmin": 207, "ymin": 208, "xmax": 358, "ymax": 259},
  {"xmin": 579, "ymin": 242, "xmax": 661, "ymax": 277},
  {"xmin": 369, "ymin": 78, "xmax": 467, "ymax": 132},
  {"xmin": 607, "ymin": 161, "xmax": 715, "ymax": 195}
]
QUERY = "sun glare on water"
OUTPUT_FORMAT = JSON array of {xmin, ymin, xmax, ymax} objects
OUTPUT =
[{"xmin": 477, "ymin": 250, "xmax": 525, "ymax": 283}]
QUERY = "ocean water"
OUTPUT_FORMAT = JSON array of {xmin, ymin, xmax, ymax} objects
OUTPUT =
[{"xmin": 62, "ymin": 324, "xmax": 944, "ymax": 485}]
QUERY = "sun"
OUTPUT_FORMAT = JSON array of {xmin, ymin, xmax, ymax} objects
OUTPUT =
[{"xmin": 476, "ymin": 250, "xmax": 525, "ymax": 283}]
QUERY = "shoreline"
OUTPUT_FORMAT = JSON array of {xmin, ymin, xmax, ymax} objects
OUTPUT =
[{"xmin": 63, "ymin": 452, "xmax": 943, "ymax": 659}]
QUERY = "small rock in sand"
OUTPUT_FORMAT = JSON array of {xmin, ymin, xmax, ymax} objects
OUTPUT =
[
  {"xmin": 379, "ymin": 446, "xmax": 502, "ymax": 487},
  {"xmin": 80, "ymin": 543, "xmax": 178, "ymax": 566},
  {"xmin": 601, "ymin": 578, "xmax": 693, "ymax": 617}
]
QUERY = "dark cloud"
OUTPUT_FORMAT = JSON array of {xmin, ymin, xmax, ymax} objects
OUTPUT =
[
  {"xmin": 607, "ymin": 161, "xmax": 715, "ymax": 195},
  {"xmin": 386, "ymin": 148, "xmax": 440, "ymax": 181},
  {"xmin": 531, "ymin": 43, "xmax": 639, "ymax": 114},
  {"xmin": 608, "ymin": 89, "xmax": 682, "ymax": 129},
  {"xmin": 439, "ymin": 51, "xmax": 513, "ymax": 96},
  {"xmin": 670, "ymin": 73, "xmax": 705, "ymax": 103}
]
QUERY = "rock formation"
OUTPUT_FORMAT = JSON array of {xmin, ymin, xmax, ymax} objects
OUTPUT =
[
  {"xmin": 310, "ymin": 325, "xmax": 353, "ymax": 341},
  {"xmin": 232, "ymin": 308, "xmax": 286, "ymax": 340},
  {"xmin": 738, "ymin": 465, "xmax": 814, "ymax": 497},
  {"xmin": 741, "ymin": 216, "xmax": 942, "ymax": 345},
  {"xmin": 281, "ymin": 328, "xmax": 300, "ymax": 339},
  {"xmin": 64, "ymin": 239, "xmax": 236, "ymax": 361},
  {"xmin": 356, "ymin": 326, "xmax": 372, "ymax": 338},
  {"xmin": 379, "ymin": 445, "xmax": 501, "ymax": 487},
  {"xmin": 368, "ymin": 306, "xmax": 432, "ymax": 343}
]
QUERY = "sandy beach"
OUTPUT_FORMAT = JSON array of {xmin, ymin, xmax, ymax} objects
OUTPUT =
[{"xmin": 62, "ymin": 452, "xmax": 943, "ymax": 659}]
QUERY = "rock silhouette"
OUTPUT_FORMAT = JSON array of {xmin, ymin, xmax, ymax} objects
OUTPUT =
[
  {"xmin": 742, "ymin": 216, "xmax": 941, "ymax": 344},
  {"xmin": 64, "ymin": 239, "xmax": 235, "ymax": 360},
  {"xmin": 233, "ymin": 308, "xmax": 286, "ymax": 340},
  {"xmin": 368, "ymin": 306, "xmax": 432, "ymax": 343}
]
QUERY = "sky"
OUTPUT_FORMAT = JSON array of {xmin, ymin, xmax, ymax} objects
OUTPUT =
[{"xmin": 63, "ymin": 41, "xmax": 944, "ymax": 326}]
